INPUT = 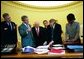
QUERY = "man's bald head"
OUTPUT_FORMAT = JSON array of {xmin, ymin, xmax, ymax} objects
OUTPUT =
[{"xmin": 34, "ymin": 21, "xmax": 40, "ymax": 28}]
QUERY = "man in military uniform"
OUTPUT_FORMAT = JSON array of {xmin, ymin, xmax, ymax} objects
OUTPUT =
[{"xmin": 1, "ymin": 13, "xmax": 17, "ymax": 47}]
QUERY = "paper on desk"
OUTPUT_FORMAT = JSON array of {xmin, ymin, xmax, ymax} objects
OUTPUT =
[
  {"xmin": 34, "ymin": 49, "xmax": 49, "ymax": 54},
  {"xmin": 48, "ymin": 45, "xmax": 65, "ymax": 55},
  {"xmin": 52, "ymin": 47, "xmax": 65, "ymax": 49},
  {"xmin": 36, "ymin": 45, "xmax": 49, "ymax": 49},
  {"xmin": 53, "ymin": 44, "xmax": 63, "ymax": 47},
  {"xmin": 34, "ymin": 45, "xmax": 49, "ymax": 54}
]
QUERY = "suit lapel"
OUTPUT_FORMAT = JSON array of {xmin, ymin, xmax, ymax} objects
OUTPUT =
[
  {"xmin": 34, "ymin": 27, "xmax": 37, "ymax": 36},
  {"xmin": 34, "ymin": 27, "xmax": 40, "ymax": 36},
  {"xmin": 4, "ymin": 22, "xmax": 10, "ymax": 30},
  {"xmin": 38, "ymin": 27, "xmax": 40, "ymax": 36},
  {"xmin": 22, "ymin": 23, "xmax": 28, "ymax": 30}
]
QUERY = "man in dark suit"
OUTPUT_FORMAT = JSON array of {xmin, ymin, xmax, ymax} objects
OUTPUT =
[
  {"xmin": 47, "ymin": 19, "xmax": 63, "ymax": 44},
  {"xmin": 1, "ymin": 13, "xmax": 17, "ymax": 46},
  {"xmin": 32, "ymin": 21, "xmax": 46, "ymax": 47},
  {"xmin": 43, "ymin": 20, "xmax": 50, "ymax": 45}
]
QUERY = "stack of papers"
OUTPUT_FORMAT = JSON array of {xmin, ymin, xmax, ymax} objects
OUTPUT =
[
  {"xmin": 34, "ymin": 45, "xmax": 49, "ymax": 54},
  {"xmin": 48, "ymin": 49, "xmax": 65, "ymax": 55},
  {"xmin": 48, "ymin": 44, "xmax": 65, "ymax": 55},
  {"xmin": 34, "ymin": 49, "xmax": 49, "ymax": 54},
  {"xmin": 21, "ymin": 44, "xmax": 66, "ymax": 54},
  {"xmin": 36, "ymin": 45, "xmax": 49, "ymax": 49},
  {"xmin": 53, "ymin": 44, "xmax": 63, "ymax": 47}
]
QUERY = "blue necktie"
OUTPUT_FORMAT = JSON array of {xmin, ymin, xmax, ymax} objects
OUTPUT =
[{"xmin": 8, "ymin": 23, "xmax": 12, "ymax": 30}]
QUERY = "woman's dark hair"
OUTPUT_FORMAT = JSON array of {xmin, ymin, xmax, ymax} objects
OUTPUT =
[
  {"xmin": 43, "ymin": 20, "xmax": 48, "ymax": 23},
  {"xmin": 67, "ymin": 13, "xmax": 76, "ymax": 21}
]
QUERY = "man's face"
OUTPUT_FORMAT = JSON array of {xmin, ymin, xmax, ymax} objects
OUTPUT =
[
  {"xmin": 67, "ymin": 20, "xmax": 73, "ymax": 24},
  {"xmin": 49, "ymin": 21, "xmax": 54, "ymax": 27},
  {"xmin": 43, "ymin": 21, "xmax": 48, "ymax": 27},
  {"xmin": 4, "ymin": 15, "xmax": 11, "ymax": 22},
  {"xmin": 34, "ymin": 22, "xmax": 39, "ymax": 28},
  {"xmin": 24, "ymin": 18, "xmax": 29, "ymax": 24}
]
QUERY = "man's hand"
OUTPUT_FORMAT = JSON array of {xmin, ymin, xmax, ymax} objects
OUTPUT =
[
  {"xmin": 43, "ymin": 41, "xmax": 47, "ymax": 46},
  {"xmin": 26, "ymin": 28, "xmax": 31, "ymax": 32},
  {"xmin": 48, "ymin": 40, "xmax": 54, "ymax": 47}
]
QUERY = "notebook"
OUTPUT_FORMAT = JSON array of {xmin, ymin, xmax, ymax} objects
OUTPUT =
[
  {"xmin": 66, "ymin": 45, "xmax": 83, "ymax": 52},
  {"xmin": 48, "ymin": 45, "xmax": 65, "ymax": 55},
  {"xmin": 48, "ymin": 49, "xmax": 65, "ymax": 54}
]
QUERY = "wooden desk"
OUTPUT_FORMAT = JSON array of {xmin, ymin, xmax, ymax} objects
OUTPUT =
[
  {"xmin": 1, "ymin": 52, "xmax": 83, "ymax": 58},
  {"xmin": 1, "ymin": 43, "xmax": 83, "ymax": 58}
]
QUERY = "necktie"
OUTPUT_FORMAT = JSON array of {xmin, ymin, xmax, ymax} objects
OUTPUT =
[
  {"xmin": 51, "ymin": 26, "xmax": 54, "ymax": 39},
  {"xmin": 8, "ymin": 23, "xmax": 12, "ymax": 30},
  {"xmin": 36, "ymin": 28, "xmax": 39, "ymax": 36}
]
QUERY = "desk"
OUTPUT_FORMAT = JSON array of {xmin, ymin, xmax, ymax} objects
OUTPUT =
[
  {"xmin": 1, "ymin": 51, "xmax": 83, "ymax": 58},
  {"xmin": 1, "ymin": 43, "xmax": 83, "ymax": 58}
]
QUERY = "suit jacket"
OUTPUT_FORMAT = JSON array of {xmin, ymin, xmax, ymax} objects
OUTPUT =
[
  {"xmin": 32, "ymin": 26, "xmax": 46, "ymax": 47},
  {"xmin": 43, "ymin": 27, "xmax": 51, "ymax": 44},
  {"xmin": 18, "ymin": 23, "xmax": 34, "ymax": 48},
  {"xmin": 47, "ymin": 23, "xmax": 63, "ymax": 44},
  {"xmin": 1, "ymin": 21, "xmax": 17, "ymax": 45}
]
